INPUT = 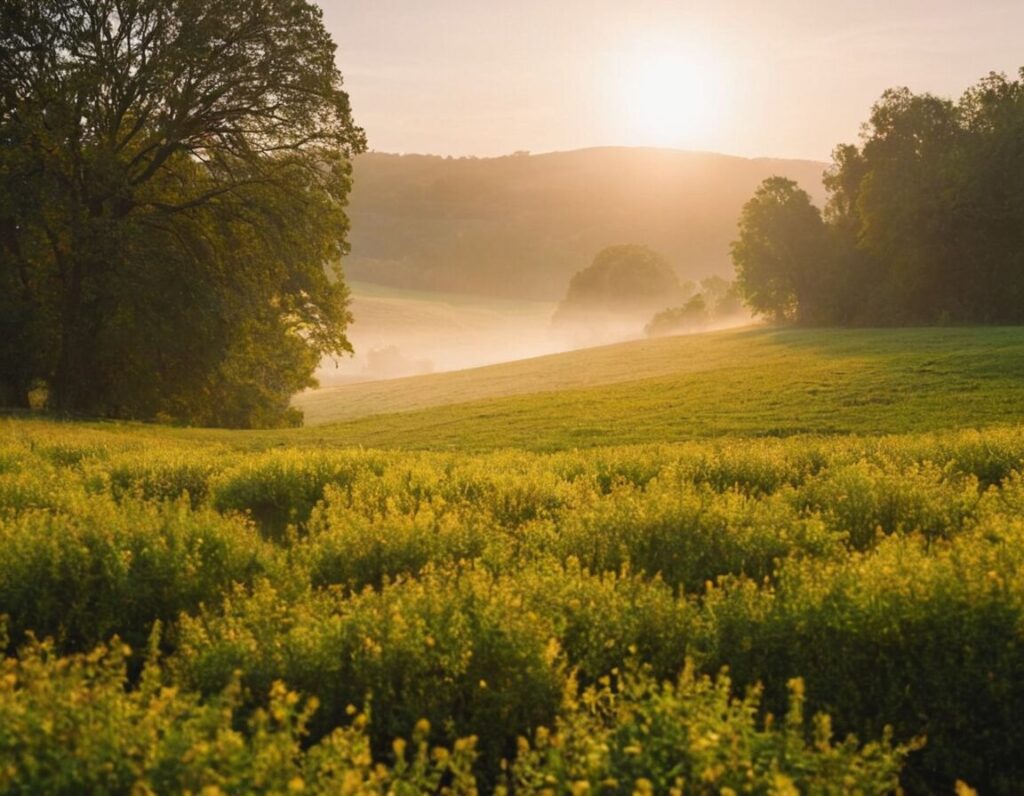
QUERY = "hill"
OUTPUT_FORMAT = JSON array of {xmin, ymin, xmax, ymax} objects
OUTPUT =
[
  {"xmin": 343, "ymin": 147, "xmax": 827, "ymax": 300},
  {"xmin": 293, "ymin": 327, "xmax": 1024, "ymax": 450}
]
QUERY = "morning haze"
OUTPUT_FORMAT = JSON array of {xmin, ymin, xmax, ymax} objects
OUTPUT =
[{"xmin": 319, "ymin": 0, "xmax": 1024, "ymax": 159}]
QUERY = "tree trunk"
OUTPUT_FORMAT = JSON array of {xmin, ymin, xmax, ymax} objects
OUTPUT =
[
  {"xmin": 50, "ymin": 253, "xmax": 101, "ymax": 416},
  {"xmin": 0, "ymin": 380, "xmax": 30, "ymax": 411}
]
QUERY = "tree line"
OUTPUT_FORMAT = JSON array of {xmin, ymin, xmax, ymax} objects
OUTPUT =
[
  {"xmin": 733, "ymin": 69, "xmax": 1024, "ymax": 326},
  {"xmin": 0, "ymin": 0, "xmax": 365, "ymax": 426}
]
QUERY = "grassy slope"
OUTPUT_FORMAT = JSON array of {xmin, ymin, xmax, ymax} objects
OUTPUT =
[
  {"xmin": 22, "ymin": 327, "xmax": 1023, "ymax": 453},
  {"xmin": 296, "ymin": 327, "xmax": 742, "ymax": 424},
  {"xmin": 291, "ymin": 327, "xmax": 1024, "ymax": 451}
]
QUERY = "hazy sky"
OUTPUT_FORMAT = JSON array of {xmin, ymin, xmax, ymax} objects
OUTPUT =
[{"xmin": 320, "ymin": 0, "xmax": 1024, "ymax": 161}]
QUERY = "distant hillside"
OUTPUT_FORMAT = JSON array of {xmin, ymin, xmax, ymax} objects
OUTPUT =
[{"xmin": 344, "ymin": 147, "xmax": 828, "ymax": 301}]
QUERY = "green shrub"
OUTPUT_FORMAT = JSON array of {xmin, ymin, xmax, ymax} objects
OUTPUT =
[
  {"xmin": 702, "ymin": 526, "xmax": 1024, "ymax": 793},
  {"xmin": 300, "ymin": 489, "xmax": 497, "ymax": 589},
  {"xmin": 211, "ymin": 451, "xmax": 389, "ymax": 539},
  {"xmin": 546, "ymin": 481, "xmax": 839, "ymax": 590},
  {"xmin": 505, "ymin": 663, "xmax": 912, "ymax": 795},
  {"xmin": 99, "ymin": 449, "xmax": 228, "ymax": 506},
  {"xmin": 172, "ymin": 568, "xmax": 565, "ymax": 783},
  {"xmin": 0, "ymin": 638, "xmax": 479, "ymax": 795},
  {"xmin": 511, "ymin": 560, "xmax": 698, "ymax": 682},
  {"xmin": 795, "ymin": 460, "xmax": 982, "ymax": 548},
  {"xmin": 0, "ymin": 496, "xmax": 278, "ymax": 653},
  {"xmin": 3, "ymin": 419, "xmax": 1024, "ymax": 792}
]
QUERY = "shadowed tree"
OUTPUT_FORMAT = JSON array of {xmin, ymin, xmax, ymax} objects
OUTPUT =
[
  {"xmin": 949, "ymin": 71, "xmax": 1024, "ymax": 322},
  {"xmin": 851, "ymin": 89, "xmax": 963, "ymax": 323},
  {"xmin": 731, "ymin": 177, "xmax": 832, "ymax": 324},
  {"xmin": 0, "ymin": 0, "xmax": 365, "ymax": 424}
]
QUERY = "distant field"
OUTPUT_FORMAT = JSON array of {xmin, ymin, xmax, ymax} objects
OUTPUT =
[{"xmin": 294, "ymin": 326, "xmax": 1024, "ymax": 450}]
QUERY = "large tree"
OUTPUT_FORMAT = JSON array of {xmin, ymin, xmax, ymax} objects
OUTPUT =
[
  {"xmin": 731, "ymin": 178, "xmax": 832, "ymax": 324},
  {"xmin": 948, "ymin": 71, "xmax": 1024, "ymax": 322},
  {"xmin": 849, "ymin": 88, "xmax": 963, "ymax": 323},
  {"xmin": 0, "ymin": 0, "xmax": 365, "ymax": 425}
]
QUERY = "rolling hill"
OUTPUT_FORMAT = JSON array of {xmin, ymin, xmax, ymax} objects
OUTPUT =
[
  {"xmin": 343, "ymin": 147, "xmax": 828, "ymax": 300},
  {"xmin": 292, "ymin": 326, "xmax": 1024, "ymax": 450}
]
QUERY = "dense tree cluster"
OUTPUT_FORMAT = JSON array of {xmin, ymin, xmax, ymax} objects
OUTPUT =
[
  {"xmin": 733, "ymin": 69, "xmax": 1024, "ymax": 326},
  {"xmin": 0, "ymin": 0, "xmax": 365, "ymax": 425}
]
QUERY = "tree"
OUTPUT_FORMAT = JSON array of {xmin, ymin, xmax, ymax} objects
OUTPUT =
[
  {"xmin": 820, "ymin": 144, "xmax": 884, "ymax": 325},
  {"xmin": 730, "ymin": 178, "xmax": 832, "ymax": 324},
  {"xmin": 851, "ymin": 89, "xmax": 963, "ymax": 323},
  {"xmin": 0, "ymin": 0, "xmax": 365, "ymax": 424},
  {"xmin": 730, "ymin": 69, "xmax": 1024, "ymax": 328},
  {"xmin": 820, "ymin": 72, "xmax": 1024, "ymax": 325},
  {"xmin": 645, "ymin": 294, "xmax": 709, "ymax": 338},
  {"xmin": 553, "ymin": 244, "xmax": 686, "ymax": 324},
  {"xmin": 951, "ymin": 70, "xmax": 1024, "ymax": 321},
  {"xmin": 698, "ymin": 276, "xmax": 744, "ymax": 319}
]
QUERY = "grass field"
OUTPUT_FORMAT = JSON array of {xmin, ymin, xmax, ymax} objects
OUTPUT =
[
  {"xmin": 296, "ymin": 326, "xmax": 1024, "ymax": 449},
  {"xmin": 3, "ymin": 326, "xmax": 1024, "ymax": 793}
]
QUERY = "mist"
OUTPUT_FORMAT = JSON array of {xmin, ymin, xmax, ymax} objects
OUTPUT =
[{"xmin": 314, "ymin": 281, "xmax": 753, "ymax": 388}]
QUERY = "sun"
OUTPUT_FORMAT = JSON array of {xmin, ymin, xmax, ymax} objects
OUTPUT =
[{"xmin": 616, "ymin": 49, "xmax": 725, "ymax": 148}]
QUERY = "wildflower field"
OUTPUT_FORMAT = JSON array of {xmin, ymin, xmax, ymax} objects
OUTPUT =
[{"xmin": 2, "ymin": 416, "xmax": 1023, "ymax": 793}]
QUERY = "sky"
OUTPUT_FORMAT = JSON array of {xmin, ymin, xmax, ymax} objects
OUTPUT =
[{"xmin": 319, "ymin": 0, "xmax": 1024, "ymax": 162}]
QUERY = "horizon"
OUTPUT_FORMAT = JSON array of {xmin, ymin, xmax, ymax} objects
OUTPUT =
[
  {"xmin": 357, "ymin": 143, "xmax": 831, "ymax": 164},
  {"xmin": 320, "ymin": 0, "xmax": 1024, "ymax": 162}
]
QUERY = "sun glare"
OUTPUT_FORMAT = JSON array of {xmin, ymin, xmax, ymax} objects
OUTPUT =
[{"xmin": 616, "ymin": 49, "xmax": 726, "ymax": 148}]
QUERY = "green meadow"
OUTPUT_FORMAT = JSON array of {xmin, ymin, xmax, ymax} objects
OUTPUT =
[
  {"xmin": 297, "ymin": 326, "xmax": 1024, "ymax": 449},
  {"xmin": 3, "ymin": 327, "xmax": 1024, "ymax": 792}
]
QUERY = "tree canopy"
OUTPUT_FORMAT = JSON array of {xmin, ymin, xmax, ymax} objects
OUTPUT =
[
  {"xmin": 0, "ymin": 0, "xmax": 366, "ymax": 425},
  {"xmin": 553, "ymin": 244, "xmax": 686, "ymax": 325},
  {"xmin": 731, "ymin": 178, "xmax": 831, "ymax": 324},
  {"xmin": 732, "ymin": 68, "xmax": 1024, "ymax": 327}
]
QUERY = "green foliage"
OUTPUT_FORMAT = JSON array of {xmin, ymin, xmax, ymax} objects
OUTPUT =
[
  {"xmin": 0, "ymin": 0, "xmax": 365, "ymax": 425},
  {"xmin": 734, "ymin": 67, "xmax": 1024, "ymax": 326},
  {"xmin": 732, "ymin": 177, "xmax": 833, "ymax": 324},
  {"xmin": 172, "ymin": 570, "xmax": 565, "ymax": 783},
  {"xmin": 703, "ymin": 525, "xmax": 1024, "ymax": 793},
  {"xmin": 553, "ymin": 245, "xmax": 686, "ymax": 324},
  {"xmin": 210, "ymin": 451, "xmax": 387, "ymax": 539},
  {"xmin": 4, "ymin": 418, "xmax": 1024, "ymax": 790},
  {"xmin": 506, "ymin": 664, "xmax": 911, "ymax": 795},
  {"xmin": 540, "ymin": 480, "xmax": 838, "ymax": 590},
  {"xmin": 0, "ymin": 638, "xmax": 479, "ymax": 795},
  {"xmin": 0, "ymin": 495, "xmax": 277, "ymax": 654}
]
